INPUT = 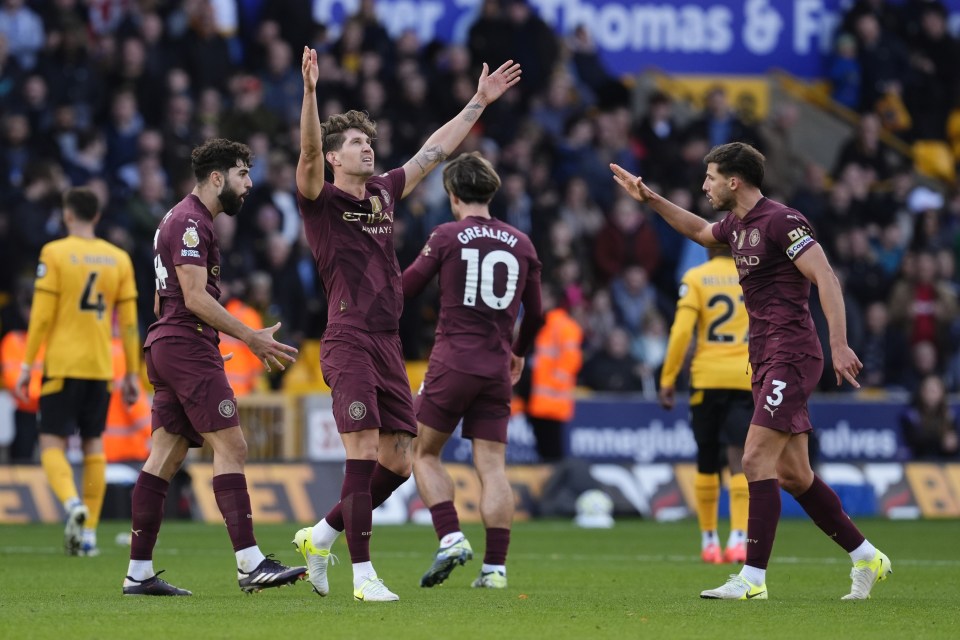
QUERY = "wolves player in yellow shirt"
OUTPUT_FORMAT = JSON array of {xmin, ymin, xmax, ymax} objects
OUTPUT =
[
  {"xmin": 15, "ymin": 187, "xmax": 140, "ymax": 556},
  {"xmin": 660, "ymin": 246, "xmax": 750, "ymax": 564}
]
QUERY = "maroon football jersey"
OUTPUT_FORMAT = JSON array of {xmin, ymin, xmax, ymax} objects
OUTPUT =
[
  {"xmin": 406, "ymin": 216, "xmax": 542, "ymax": 378},
  {"xmin": 711, "ymin": 197, "xmax": 823, "ymax": 364},
  {"xmin": 145, "ymin": 194, "xmax": 222, "ymax": 347},
  {"xmin": 297, "ymin": 168, "xmax": 406, "ymax": 333}
]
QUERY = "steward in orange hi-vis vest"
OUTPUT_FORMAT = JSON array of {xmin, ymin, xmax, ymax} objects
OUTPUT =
[
  {"xmin": 527, "ymin": 307, "xmax": 583, "ymax": 422},
  {"xmin": 219, "ymin": 297, "xmax": 264, "ymax": 396},
  {"xmin": 103, "ymin": 338, "xmax": 151, "ymax": 462},
  {"xmin": 2, "ymin": 331, "xmax": 43, "ymax": 413}
]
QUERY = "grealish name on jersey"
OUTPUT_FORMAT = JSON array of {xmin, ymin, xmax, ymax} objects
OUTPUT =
[{"xmin": 457, "ymin": 225, "xmax": 518, "ymax": 247}]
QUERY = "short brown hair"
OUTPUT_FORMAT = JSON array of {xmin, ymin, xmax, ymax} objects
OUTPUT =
[
  {"xmin": 442, "ymin": 152, "xmax": 502, "ymax": 204},
  {"xmin": 63, "ymin": 187, "xmax": 100, "ymax": 221},
  {"xmin": 191, "ymin": 138, "xmax": 253, "ymax": 182},
  {"xmin": 703, "ymin": 142, "xmax": 765, "ymax": 188},
  {"xmin": 321, "ymin": 109, "xmax": 377, "ymax": 155}
]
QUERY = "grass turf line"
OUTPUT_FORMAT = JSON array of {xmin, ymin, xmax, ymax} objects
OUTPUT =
[{"xmin": 0, "ymin": 519, "xmax": 957, "ymax": 640}]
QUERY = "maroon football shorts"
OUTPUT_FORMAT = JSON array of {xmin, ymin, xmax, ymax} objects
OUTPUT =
[
  {"xmin": 414, "ymin": 360, "xmax": 512, "ymax": 443},
  {"xmin": 145, "ymin": 336, "xmax": 240, "ymax": 447},
  {"xmin": 320, "ymin": 324, "xmax": 417, "ymax": 435},
  {"xmin": 750, "ymin": 355, "xmax": 823, "ymax": 434}
]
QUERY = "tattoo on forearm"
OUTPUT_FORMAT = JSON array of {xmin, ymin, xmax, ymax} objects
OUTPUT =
[
  {"xmin": 413, "ymin": 145, "xmax": 449, "ymax": 175},
  {"xmin": 462, "ymin": 103, "xmax": 483, "ymax": 123}
]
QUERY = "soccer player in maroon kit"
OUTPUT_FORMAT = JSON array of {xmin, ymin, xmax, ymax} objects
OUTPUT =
[
  {"xmin": 402, "ymin": 152, "xmax": 543, "ymax": 589},
  {"xmin": 612, "ymin": 142, "xmax": 892, "ymax": 601},
  {"xmin": 291, "ymin": 48, "xmax": 522, "ymax": 602},
  {"xmin": 123, "ymin": 139, "xmax": 305, "ymax": 596}
]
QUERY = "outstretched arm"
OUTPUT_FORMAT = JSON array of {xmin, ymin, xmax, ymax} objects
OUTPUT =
[
  {"xmin": 401, "ymin": 60, "xmax": 521, "ymax": 198},
  {"xmin": 177, "ymin": 264, "xmax": 298, "ymax": 372},
  {"xmin": 610, "ymin": 164, "xmax": 724, "ymax": 248},
  {"xmin": 296, "ymin": 47, "xmax": 324, "ymax": 200}
]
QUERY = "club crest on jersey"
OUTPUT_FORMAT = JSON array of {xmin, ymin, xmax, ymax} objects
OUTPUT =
[
  {"xmin": 218, "ymin": 399, "xmax": 236, "ymax": 418},
  {"xmin": 183, "ymin": 227, "xmax": 200, "ymax": 248},
  {"xmin": 348, "ymin": 401, "xmax": 367, "ymax": 421},
  {"xmin": 380, "ymin": 189, "xmax": 390, "ymax": 206},
  {"xmin": 749, "ymin": 229, "xmax": 760, "ymax": 246}
]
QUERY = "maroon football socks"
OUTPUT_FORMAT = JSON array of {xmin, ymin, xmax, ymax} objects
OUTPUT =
[
  {"xmin": 429, "ymin": 501, "xmax": 461, "ymax": 540},
  {"xmin": 212, "ymin": 473, "xmax": 257, "ymax": 552},
  {"xmin": 794, "ymin": 475, "xmax": 866, "ymax": 552},
  {"xmin": 745, "ymin": 479, "xmax": 781, "ymax": 570},
  {"xmin": 325, "ymin": 462, "xmax": 407, "ymax": 531},
  {"xmin": 129, "ymin": 471, "xmax": 168, "ymax": 561},
  {"xmin": 484, "ymin": 528, "xmax": 511, "ymax": 566},
  {"xmin": 337, "ymin": 459, "xmax": 376, "ymax": 563}
]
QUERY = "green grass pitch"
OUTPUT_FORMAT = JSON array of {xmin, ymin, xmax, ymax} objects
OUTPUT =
[{"xmin": 1, "ymin": 518, "xmax": 958, "ymax": 639}]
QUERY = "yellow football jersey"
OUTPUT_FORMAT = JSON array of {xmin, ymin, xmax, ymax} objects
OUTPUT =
[
  {"xmin": 661, "ymin": 256, "xmax": 750, "ymax": 391},
  {"xmin": 29, "ymin": 236, "xmax": 138, "ymax": 380}
]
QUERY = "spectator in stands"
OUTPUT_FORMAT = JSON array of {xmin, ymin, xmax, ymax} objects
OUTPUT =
[
  {"xmin": 610, "ymin": 265, "xmax": 658, "ymax": 337},
  {"xmin": 899, "ymin": 374, "xmax": 960, "ymax": 459},
  {"xmin": 683, "ymin": 85, "xmax": 764, "ymax": 152},
  {"xmin": 593, "ymin": 196, "xmax": 660, "ymax": 286},
  {"xmin": 851, "ymin": 11, "xmax": 909, "ymax": 114},
  {"xmin": 828, "ymin": 33, "xmax": 861, "ymax": 111},
  {"xmin": 178, "ymin": 0, "xmax": 232, "ymax": 93},
  {"xmin": 903, "ymin": 4, "xmax": 957, "ymax": 141},
  {"xmin": 858, "ymin": 301, "xmax": 909, "ymax": 389},
  {"xmin": 840, "ymin": 227, "xmax": 891, "ymax": 306},
  {"xmin": 257, "ymin": 39, "xmax": 301, "ymax": 126},
  {"xmin": 632, "ymin": 90, "xmax": 685, "ymax": 189},
  {"xmin": 832, "ymin": 112, "xmax": 892, "ymax": 180},
  {"xmin": 0, "ymin": 0, "xmax": 44, "ymax": 71},
  {"xmin": 579, "ymin": 326, "xmax": 644, "ymax": 393},
  {"xmin": 580, "ymin": 288, "xmax": 618, "ymax": 357},
  {"xmin": 759, "ymin": 103, "xmax": 804, "ymax": 199},
  {"xmin": 504, "ymin": 0, "xmax": 557, "ymax": 104},
  {"xmin": 888, "ymin": 250, "xmax": 958, "ymax": 351}
]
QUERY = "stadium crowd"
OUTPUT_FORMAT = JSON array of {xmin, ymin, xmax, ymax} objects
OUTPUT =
[{"xmin": 1, "ymin": 0, "xmax": 960, "ymax": 461}]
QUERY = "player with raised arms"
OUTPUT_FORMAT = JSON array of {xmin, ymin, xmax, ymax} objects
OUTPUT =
[{"xmin": 292, "ymin": 47, "xmax": 522, "ymax": 602}]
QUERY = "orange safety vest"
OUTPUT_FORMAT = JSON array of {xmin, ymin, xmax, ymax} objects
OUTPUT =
[
  {"xmin": 1, "ymin": 331, "xmax": 44, "ymax": 413},
  {"xmin": 103, "ymin": 338, "xmax": 152, "ymax": 462},
  {"xmin": 220, "ymin": 299, "xmax": 264, "ymax": 396},
  {"xmin": 527, "ymin": 309, "xmax": 583, "ymax": 421}
]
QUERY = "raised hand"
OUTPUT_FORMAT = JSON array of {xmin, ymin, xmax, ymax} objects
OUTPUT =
[
  {"xmin": 476, "ymin": 60, "xmax": 522, "ymax": 105},
  {"xmin": 302, "ymin": 46, "xmax": 318, "ymax": 92},
  {"xmin": 247, "ymin": 322, "xmax": 298, "ymax": 372},
  {"xmin": 611, "ymin": 163, "xmax": 657, "ymax": 203}
]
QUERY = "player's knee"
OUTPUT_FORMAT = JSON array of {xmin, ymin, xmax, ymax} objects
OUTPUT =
[
  {"xmin": 740, "ymin": 449, "xmax": 769, "ymax": 481},
  {"xmin": 777, "ymin": 467, "xmax": 813, "ymax": 496}
]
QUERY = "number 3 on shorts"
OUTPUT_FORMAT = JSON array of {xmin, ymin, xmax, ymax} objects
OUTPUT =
[{"xmin": 766, "ymin": 379, "xmax": 786, "ymax": 406}]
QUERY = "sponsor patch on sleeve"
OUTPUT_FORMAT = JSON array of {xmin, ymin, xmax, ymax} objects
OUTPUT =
[
  {"xmin": 786, "ymin": 234, "xmax": 814, "ymax": 260},
  {"xmin": 181, "ymin": 249, "xmax": 201, "ymax": 258}
]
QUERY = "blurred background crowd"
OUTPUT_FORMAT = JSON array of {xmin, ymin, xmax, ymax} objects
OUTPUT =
[{"xmin": 0, "ymin": 0, "xmax": 959, "ymax": 461}]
